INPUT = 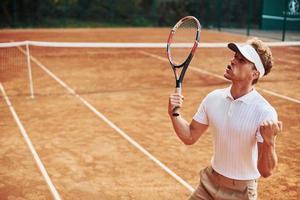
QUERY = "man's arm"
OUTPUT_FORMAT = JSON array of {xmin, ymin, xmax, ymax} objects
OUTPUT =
[
  {"xmin": 168, "ymin": 93, "xmax": 208, "ymax": 145},
  {"xmin": 257, "ymin": 120, "xmax": 282, "ymax": 177},
  {"xmin": 170, "ymin": 117, "xmax": 208, "ymax": 145}
]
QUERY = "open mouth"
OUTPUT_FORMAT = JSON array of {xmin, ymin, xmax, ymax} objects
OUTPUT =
[{"xmin": 225, "ymin": 65, "xmax": 232, "ymax": 75}]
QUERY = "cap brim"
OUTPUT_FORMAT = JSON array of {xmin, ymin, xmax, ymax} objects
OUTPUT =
[
  {"xmin": 228, "ymin": 43, "xmax": 250, "ymax": 62},
  {"xmin": 228, "ymin": 43, "xmax": 240, "ymax": 53}
]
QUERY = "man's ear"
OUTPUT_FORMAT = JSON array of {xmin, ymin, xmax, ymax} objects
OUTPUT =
[{"xmin": 253, "ymin": 70, "xmax": 260, "ymax": 79}]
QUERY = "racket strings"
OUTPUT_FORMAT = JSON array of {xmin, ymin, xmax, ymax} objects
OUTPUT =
[{"xmin": 170, "ymin": 19, "xmax": 198, "ymax": 66}]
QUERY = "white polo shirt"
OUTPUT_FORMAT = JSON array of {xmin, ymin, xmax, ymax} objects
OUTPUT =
[{"xmin": 193, "ymin": 86, "xmax": 278, "ymax": 180}]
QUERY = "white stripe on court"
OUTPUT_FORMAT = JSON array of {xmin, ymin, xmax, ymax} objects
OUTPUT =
[
  {"xmin": 139, "ymin": 51, "xmax": 300, "ymax": 104},
  {"xmin": 0, "ymin": 83, "xmax": 62, "ymax": 200},
  {"xmin": 28, "ymin": 56, "xmax": 195, "ymax": 193}
]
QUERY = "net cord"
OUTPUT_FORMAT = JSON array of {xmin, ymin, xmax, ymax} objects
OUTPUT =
[{"xmin": 0, "ymin": 41, "xmax": 300, "ymax": 48}]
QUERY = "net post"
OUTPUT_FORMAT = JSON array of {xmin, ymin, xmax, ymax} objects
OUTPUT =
[
  {"xmin": 246, "ymin": 0, "xmax": 253, "ymax": 36},
  {"xmin": 26, "ymin": 41, "xmax": 34, "ymax": 99},
  {"xmin": 216, "ymin": 0, "xmax": 222, "ymax": 31},
  {"xmin": 12, "ymin": 0, "xmax": 17, "ymax": 27},
  {"xmin": 282, "ymin": 0, "xmax": 288, "ymax": 41}
]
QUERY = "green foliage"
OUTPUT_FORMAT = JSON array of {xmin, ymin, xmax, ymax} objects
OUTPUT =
[{"xmin": 0, "ymin": 0, "xmax": 263, "ymax": 28}]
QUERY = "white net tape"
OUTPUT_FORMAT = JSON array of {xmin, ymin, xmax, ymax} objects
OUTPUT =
[{"xmin": 0, "ymin": 40, "xmax": 300, "ymax": 48}]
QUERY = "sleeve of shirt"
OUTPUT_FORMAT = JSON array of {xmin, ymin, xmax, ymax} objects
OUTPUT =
[
  {"xmin": 256, "ymin": 107, "xmax": 278, "ymax": 143},
  {"xmin": 193, "ymin": 96, "xmax": 209, "ymax": 125}
]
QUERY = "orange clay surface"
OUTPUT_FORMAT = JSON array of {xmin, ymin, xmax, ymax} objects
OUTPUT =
[{"xmin": 0, "ymin": 28, "xmax": 299, "ymax": 200}]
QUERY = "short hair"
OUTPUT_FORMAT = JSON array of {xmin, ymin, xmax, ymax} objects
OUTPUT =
[{"xmin": 247, "ymin": 37, "xmax": 273, "ymax": 84}]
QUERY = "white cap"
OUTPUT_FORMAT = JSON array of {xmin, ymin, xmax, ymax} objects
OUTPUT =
[{"xmin": 228, "ymin": 43, "xmax": 265, "ymax": 78}]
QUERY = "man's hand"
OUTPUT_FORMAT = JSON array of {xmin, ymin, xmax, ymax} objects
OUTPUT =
[
  {"xmin": 168, "ymin": 93, "xmax": 184, "ymax": 116},
  {"xmin": 260, "ymin": 120, "xmax": 283, "ymax": 145}
]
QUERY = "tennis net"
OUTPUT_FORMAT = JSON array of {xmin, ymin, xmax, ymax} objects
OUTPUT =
[{"xmin": 0, "ymin": 40, "xmax": 299, "ymax": 100}]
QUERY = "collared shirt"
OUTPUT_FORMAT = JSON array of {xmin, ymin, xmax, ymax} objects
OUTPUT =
[{"xmin": 193, "ymin": 86, "xmax": 278, "ymax": 180}]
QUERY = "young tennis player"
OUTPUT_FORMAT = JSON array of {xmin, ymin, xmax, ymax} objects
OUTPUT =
[{"xmin": 168, "ymin": 38, "xmax": 282, "ymax": 200}]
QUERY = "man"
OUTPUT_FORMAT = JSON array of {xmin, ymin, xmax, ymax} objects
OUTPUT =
[{"xmin": 168, "ymin": 38, "xmax": 282, "ymax": 200}]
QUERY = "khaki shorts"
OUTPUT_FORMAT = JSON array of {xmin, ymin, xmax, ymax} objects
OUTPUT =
[{"xmin": 188, "ymin": 166, "xmax": 258, "ymax": 200}]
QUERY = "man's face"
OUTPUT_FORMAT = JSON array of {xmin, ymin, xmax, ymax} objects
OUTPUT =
[{"xmin": 224, "ymin": 52, "xmax": 258, "ymax": 83}]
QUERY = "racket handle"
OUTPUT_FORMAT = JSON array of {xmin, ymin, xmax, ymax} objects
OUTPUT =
[{"xmin": 172, "ymin": 87, "xmax": 182, "ymax": 117}]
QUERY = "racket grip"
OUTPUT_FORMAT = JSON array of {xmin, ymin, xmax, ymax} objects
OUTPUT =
[{"xmin": 172, "ymin": 87, "xmax": 182, "ymax": 117}]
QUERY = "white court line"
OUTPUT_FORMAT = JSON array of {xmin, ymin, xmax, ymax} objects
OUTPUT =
[
  {"xmin": 139, "ymin": 51, "xmax": 300, "ymax": 104},
  {"xmin": 0, "ymin": 83, "xmax": 61, "ymax": 200},
  {"xmin": 28, "ymin": 56, "xmax": 195, "ymax": 193}
]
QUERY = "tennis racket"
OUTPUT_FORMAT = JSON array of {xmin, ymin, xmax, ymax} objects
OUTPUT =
[{"xmin": 167, "ymin": 16, "xmax": 201, "ymax": 116}]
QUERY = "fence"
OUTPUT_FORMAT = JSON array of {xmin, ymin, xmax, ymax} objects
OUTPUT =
[{"xmin": 1, "ymin": 0, "xmax": 299, "ymax": 41}]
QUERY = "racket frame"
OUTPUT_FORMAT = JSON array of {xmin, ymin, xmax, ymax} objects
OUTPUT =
[{"xmin": 166, "ymin": 16, "xmax": 201, "ymax": 116}]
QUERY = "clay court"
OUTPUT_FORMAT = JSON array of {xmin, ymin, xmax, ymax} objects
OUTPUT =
[{"xmin": 0, "ymin": 28, "xmax": 299, "ymax": 199}]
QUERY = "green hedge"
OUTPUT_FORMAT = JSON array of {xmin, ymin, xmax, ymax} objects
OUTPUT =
[{"xmin": 0, "ymin": 0, "xmax": 262, "ymax": 28}]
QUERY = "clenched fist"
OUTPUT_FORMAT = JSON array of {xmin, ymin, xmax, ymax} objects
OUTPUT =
[{"xmin": 260, "ymin": 120, "xmax": 283, "ymax": 145}]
